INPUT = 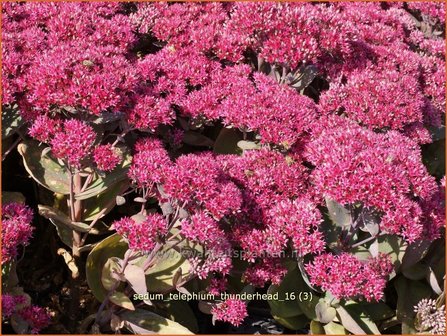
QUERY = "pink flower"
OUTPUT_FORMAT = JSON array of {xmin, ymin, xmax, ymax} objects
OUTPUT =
[
  {"xmin": 211, "ymin": 298, "xmax": 248, "ymax": 327},
  {"xmin": 113, "ymin": 214, "xmax": 167, "ymax": 253},
  {"xmin": 128, "ymin": 138, "xmax": 172, "ymax": 187},
  {"xmin": 243, "ymin": 259, "xmax": 287, "ymax": 288},
  {"xmin": 305, "ymin": 116, "xmax": 438, "ymax": 242},
  {"xmin": 305, "ymin": 253, "xmax": 393, "ymax": 302},
  {"xmin": 2, "ymin": 294, "xmax": 17, "ymax": 318},
  {"xmin": 207, "ymin": 277, "xmax": 228, "ymax": 296},
  {"xmin": 2, "ymin": 202, "xmax": 34, "ymax": 263},
  {"xmin": 18, "ymin": 305, "xmax": 51, "ymax": 334},
  {"xmin": 51, "ymin": 119, "xmax": 96, "ymax": 168},
  {"xmin": 93, "ymin": 144, "xmax": 121, "ymax": 172},
  {"xmin": 164, "ymin": 152, "xmax": 242, "ymax": 219},
  {"xmin": 28, "ymin": 115, "xmax": 61, "ymax": 143}
]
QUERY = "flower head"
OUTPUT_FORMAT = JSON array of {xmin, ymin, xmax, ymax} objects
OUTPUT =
[
  {"xmin": 50, "ymin": 119, "xmax": 96, "ymax": 168},
  {"xmin": 93, "ymin": 144, "xmax": 121, "ymax": 171},
  {"xmin": 2, "ymin": 202, "xmax": 34, "ymax": 263},
  {"xmin": 211, "ymin": 298, "xmax": 248, "ymax": 327},
  {"xmin": 305, "ymin": 253, "xmax": 393, "ymax": 302},
  {"xmin": 113, "ymin": 214, "xmax": 167, "ymax": 253}
]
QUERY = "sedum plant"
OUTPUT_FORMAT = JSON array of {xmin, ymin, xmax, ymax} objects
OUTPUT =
[{"xmin": 1, "ymin": 1, "xmax": 445, "ymax": 335}]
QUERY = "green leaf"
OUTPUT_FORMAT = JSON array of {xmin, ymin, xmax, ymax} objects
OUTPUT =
[
  {"xmin": 144, "ymin": 245, "xmax": 196, "ymax": 293},
  {"xmin": 323, "ymin": 322, "xmax": 348, "ymax": 335},
  {"xmin": 394, "ymin": 276, "xmax": 432, "ymax": 331},
  {"xmin": 110, "ymin": 291, "xmax": 135, "ymax": 311},
  {"xmin": 401, "ymin": 239, "xmax": 432, "ymax": 270},
  {"xmin": 2, "ymin": 104, "xmax": 24, "ymax": 139},
  {"xmin": 17, "ymin": 141, "xmax": 70, "ymax": 194},
  {"xmin": 377, "ymin": 235, "xmax": 407, "ymax": 279},
  {"xmin": 310, "ymin": 320, "xmax": 325, "ymax": 334},
  {"xmin": 357, "ymin": 302, "xmax": 395, "ymax": 321},
  {"xmin": 267, "ymin": 264, "xmax": 303, "ymax": 318},
  {"xmin": 86, "ymin": 234, "xmax": 128, "ymax": 302},
  {"xmin": 213, "ymin": 127, "xmax": 243, "ymax": 154},
  {"xmin": 75, "ymin": 153, "xmax": 131, "ymax": 200},
  {"xmin": 336, "ymin": 303, "xmax": 380, "ymax": 335},
  {"xmin": 315, "ymin": 299, "xmax": 336, "ymax": 324},
  {"xmin": 325, "ymin": 198, "xmax": 351, "ymax": 228},
  {"xmin": 101, "ymin": 257, "xmax": 122, "ymax": 291},
  {"xmin": 272, "ymin": 314, "xmax": 309, "ymax": 331},
  {"xmin": 164, "ymin": 301, "xmax": 199, "ymax": 333},
  {"xmin": 38, "ymin": 205, "xmax": 91, "ymax": 232},
  {"xmin": 351, "ymin": 245, "xmax": 372, "ymax": 261},
  {"xmin": 124, "ymin": 264, "xmax": 147, "ymax": 296},
  {"xmin": 402, "ymin": 263, "xmax": 429, "ymax": 281},
  {"xmin": 120, "ymin": 309, "xmax": 193, "ymax": 334},
  {"xmin": 82, "ymin": 179, "xmax": 129, "ymax": 221}
]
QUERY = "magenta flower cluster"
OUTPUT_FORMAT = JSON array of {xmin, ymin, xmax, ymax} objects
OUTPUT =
[
  {"xmin": 305, "ymin": 253, "xmax": 394, "ymax": 302},
  {"xmin": 1, "ymin": 202, "xmax": 34, "ymax": 263}
]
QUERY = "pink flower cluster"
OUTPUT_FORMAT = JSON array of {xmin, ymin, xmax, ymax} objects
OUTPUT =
[
  {"xmin": 113, "ymin": 214, "xmax": 167, "ymax": 253},
  {"xmin": 182, "ymin": 66, "xmax": 317, "ymax": 145},
  {"xmin": 305, "ymin": 116, "xmax": 438, "ymax": 242},
  {"xmin": 1, "ymin": 294, "xmax": 50, "ymax": 334},
  {"xmin": 51, "ymin": 119, "xmax": 96, "ymax": 168},
  {"xmin": 305, "ymin": 253, "xmax": 393, "ymax": 302},
  {"xmin": 211, "ymin": 298, "xmax": 248, "ymax": 327},
  {"xmin": 93, "ymin": 144, "xmax": 121, "ymax": 172},
  {"xmin": 2, "ymin": 2, "xmax": 136, "ymax": 116},
  {"xmin": 2, "ymin": 202, "xmax": 34, "ymax": 263}
]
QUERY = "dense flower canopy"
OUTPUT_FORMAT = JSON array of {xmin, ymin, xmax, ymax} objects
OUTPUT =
[{"xmin": 2, "ymin": 1, "xmax": 445, "ymax": 329}]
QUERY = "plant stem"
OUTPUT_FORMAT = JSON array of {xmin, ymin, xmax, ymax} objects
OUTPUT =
[
  {"xmin": 68, "ymin": 170, "xmax": 83, "ymax": 332},
  {"xmin": 351, "ymin": 233, "xmax": 382, "ymax": 248}
]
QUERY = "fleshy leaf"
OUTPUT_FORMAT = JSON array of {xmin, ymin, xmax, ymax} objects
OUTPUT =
[
  {"xmin": 18, "ymin": 141, "xmax": 70, "ymax": 194},
  {"xmin": 120, "ymin": 309, "xmax": 193, "ymax": 334}
]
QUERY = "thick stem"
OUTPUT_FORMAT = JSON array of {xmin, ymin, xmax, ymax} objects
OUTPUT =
[
  {"xmin": 68, "ymin": 170, "xmax": 83, "ymax": 332},
  {"xmin": 70, "ymin": 172, "xmax": 83, "ymax": 258}
]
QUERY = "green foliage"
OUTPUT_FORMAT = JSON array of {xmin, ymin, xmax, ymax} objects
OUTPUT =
[
  {"xmin": 120, "ymin": 309, "xmax": 194, "ymax": 334},
  {"xmin": 2, "ymin": 104, "xmax": 24, "ymax": 139},
  {"xmin": 18, "ymin": 141, "xmax": 71, "ymax": 194}
]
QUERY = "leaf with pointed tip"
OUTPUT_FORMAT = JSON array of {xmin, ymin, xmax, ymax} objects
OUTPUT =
[
  {"xmin": 110, "ymin": 291, "xmax": 135, "ymax": 311},
  {"xmin": 18, "ymin": 141, "xmax": 70, "ymax": 194},
  {"xmin": 124, "ymin": 264, "xmax": 147, "ymax": 296},
  {"xmin": 325, "ymin": 198, "xmax": 351, "ymax": 228},
  {"xmin": 102, "ymin": 257, "xmax": 122, "ymax": 291},
  {"xmin": 38, "ymin": 205, "xmax": 91, "ymax": 232},
  {"xmin": 86, "ymin": 234, "xmax": 128, "ymax": 302}
]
